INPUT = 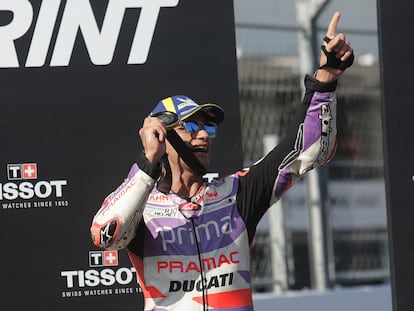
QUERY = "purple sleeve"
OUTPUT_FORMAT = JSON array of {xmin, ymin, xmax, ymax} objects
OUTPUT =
[{"xmin": 236, "ymin": 74, "xmax": 338, "ymax": 243}]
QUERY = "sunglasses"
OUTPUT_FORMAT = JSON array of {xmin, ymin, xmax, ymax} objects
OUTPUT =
[
  {"xmin": 180, "ymin": 120, "xmax": 217, "ymax": 138},
  {"xmin": 150, "ymin": 111, "xmax": 217, "ymax": 138}
]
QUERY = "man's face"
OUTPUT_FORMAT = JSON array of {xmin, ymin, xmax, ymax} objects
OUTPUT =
[{"xmin": 166, "ymin": 112, "xmax": 216, "ymax": 172}]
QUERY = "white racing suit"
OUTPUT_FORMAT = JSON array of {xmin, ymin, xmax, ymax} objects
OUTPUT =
[{"xmin": 91, "ymin": 75, "xmax": 338, "ymax": 310}]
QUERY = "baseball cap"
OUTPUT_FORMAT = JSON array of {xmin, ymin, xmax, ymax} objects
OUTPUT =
[{"xmin": 150, "ymin": 95, "xmax": 225, "ymax": 124}]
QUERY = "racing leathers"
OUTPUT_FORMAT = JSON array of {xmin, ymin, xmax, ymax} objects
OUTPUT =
[{"xmin": 90, "ymin": 75, "xmax": 338, "ymax": 311}]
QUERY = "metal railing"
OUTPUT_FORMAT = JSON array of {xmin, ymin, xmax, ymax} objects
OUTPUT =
[{"xmin": 234, "ymin": 3, "xmax": 388, "ymax": 292}]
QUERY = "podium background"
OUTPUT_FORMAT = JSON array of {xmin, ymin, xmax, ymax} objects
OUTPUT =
[
  {"xmin": 377, "ymin": 0, "xmax": 414, "ymax": 310},
  {"xmin": 0, "ymin": 1, "xmax": 242, "ymax": 310}
]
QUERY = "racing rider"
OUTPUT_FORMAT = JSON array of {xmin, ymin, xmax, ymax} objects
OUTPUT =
[{"xmin": 90, "ymin": 12, "xmax": 354, "ymax": 311}]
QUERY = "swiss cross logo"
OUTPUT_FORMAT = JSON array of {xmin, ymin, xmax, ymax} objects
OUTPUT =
[
  {"xmin": 104, "ymin": 251, "xmax": 118, "ymax": 266},
  {"xmin": 7, "ymin": 163, "xmax": 37, "ymax": 180},
  {"xmin": 89, "ymin": 250, "xmax": 119, "ymax": 267},
  {"xmin": 22, "ymin": 163, "xmax": 37, "ymax": 179}
]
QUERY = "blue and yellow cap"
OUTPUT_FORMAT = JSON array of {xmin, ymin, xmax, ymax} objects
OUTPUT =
[{"xmin": 151, "ymin": 95, "xmax": 225, "ymax": 124}]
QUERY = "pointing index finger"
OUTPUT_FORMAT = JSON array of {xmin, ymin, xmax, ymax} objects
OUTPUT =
[{"xmin": 326, "ymin": 12, "xmax": 341, "ymax": 39}]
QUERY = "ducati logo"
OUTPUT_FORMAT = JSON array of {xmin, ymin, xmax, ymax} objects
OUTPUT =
[{"xmin": 0, "ymin": 0, "xmax": 179, "ymax": 68}]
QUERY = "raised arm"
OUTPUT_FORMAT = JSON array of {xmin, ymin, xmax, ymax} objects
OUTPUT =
[
  {"xmin": 90, "ymin": 117, "xmax": 165, "ymax": 250},
  {"xmin": 236, "ymin": 12, "xmax": 354, "ymax": 240}
]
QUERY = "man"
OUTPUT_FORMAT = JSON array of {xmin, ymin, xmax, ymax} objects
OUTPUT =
[{"xmin": 91, "ymin": 12, "xmax": 353, "ymax": 311}]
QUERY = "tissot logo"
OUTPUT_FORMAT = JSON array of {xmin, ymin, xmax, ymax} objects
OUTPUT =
[
  {"xmin": 1, "ymin": 163, "xmax": 68, "ymax": 201},
  {"xmin": 89, "ymin": 250, "xmax": 119, "ymax": 267},
  {"xmin": 7, "ymin": 163, "xmax": 37, "ymax": 180},
  {"xmin": 0, "ymin": 0, "xmax": 179, "ymax": 68},
  {"xmin": 60, "ymin": 250, "xmax": 138, "ymax": 291}
]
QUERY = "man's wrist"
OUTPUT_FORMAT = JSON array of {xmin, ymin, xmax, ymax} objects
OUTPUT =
[
  {"xmin": 136, "ymin": 151, "xmax": 162, "ymax": 180},
  {"xmin": 305, "ymin": 74, "xmax": 337, "ymax": 92},
  {"xmin": 315, "ymin": 68, "xmax": 341, "ymax": 83}
]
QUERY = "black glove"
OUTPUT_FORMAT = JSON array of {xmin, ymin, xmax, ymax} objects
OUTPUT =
[{"xmin": 319, "ymin": 36, "xmax": 354, "ymax": 71}]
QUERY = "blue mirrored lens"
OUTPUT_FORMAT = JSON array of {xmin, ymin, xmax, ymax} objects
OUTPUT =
[
  {"xmin": 184, "ymin": 121, "xmax": 199, "ymax": 134},
  {"xmin": 203, "ymin": 124, "xmax": 217, "ymax": 138},
  {"xmin": 183, "ymin": 121, "xmax": 217, "ymax": 138}
]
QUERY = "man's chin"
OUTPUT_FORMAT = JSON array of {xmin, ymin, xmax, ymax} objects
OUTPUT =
[{"xmin": 194, "ymin": 154, "xmax": 209, "ymax": 168}]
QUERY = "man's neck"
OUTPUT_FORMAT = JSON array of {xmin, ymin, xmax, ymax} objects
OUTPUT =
[{"xmin": 170, "ymin": 172, "xmax": 204, "ymax": 199}]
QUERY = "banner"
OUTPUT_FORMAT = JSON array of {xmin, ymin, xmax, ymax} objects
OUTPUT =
[
  {"xmin": 0, "ymin": 1, "xmax": 241, "ymax": 310},
  {"xmin": 378, "ymin": 0, "xmax": 414, "ymax": 310}
]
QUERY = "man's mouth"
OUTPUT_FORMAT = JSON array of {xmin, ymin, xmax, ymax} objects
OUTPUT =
[{"xmin": 191, "ymin": 145, "xmax": 208, "ymax": 154}]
